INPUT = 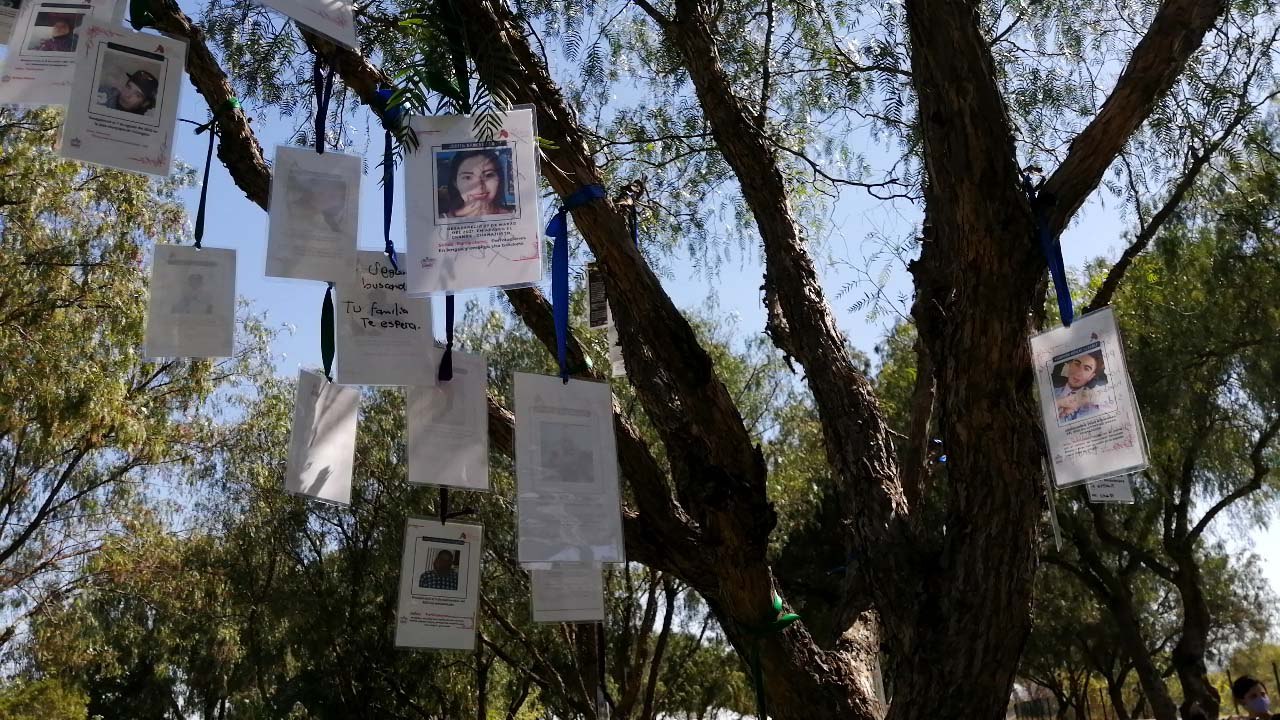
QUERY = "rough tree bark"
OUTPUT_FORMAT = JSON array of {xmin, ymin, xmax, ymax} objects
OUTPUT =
[{"xmin": 142, "ymin": 0, "xmax": 1233, "ymax": 716}]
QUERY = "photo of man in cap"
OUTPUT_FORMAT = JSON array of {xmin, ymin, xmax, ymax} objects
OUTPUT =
[{"xmin": 98, "ymin": 69, "xmax": 158, "ymax": 115}]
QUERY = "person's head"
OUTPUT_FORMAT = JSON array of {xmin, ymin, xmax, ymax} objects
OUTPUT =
[
  {"xmin": 51, "ymin": 18, "xmax": 72, "ymax": 37},
  {"xmin": 1062, "ymin": 350, "xmax": 1104, "ymax": 390},
  {"xmin": 117, "ymin": 70, "xmax": 158, "ymax": 113},
  {"xmin": 312, "ymin": 176, "xmax": 346, "ymax": 212},
  {"xmin": 432, "ymin": 549, "xmax": 455, "ymax": 573},
  {"xmin": 446, "ymin": 150, "xmax": 506, "ymax": 210},
  {"xmin": 186, "ymin": 273, "xmax": 204, "ymax": 289},
  {"xmin": 1233, "ymin": 676, "xmax": 1270, "ymax": 717}
]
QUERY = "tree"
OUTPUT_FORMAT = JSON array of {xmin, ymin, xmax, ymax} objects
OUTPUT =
[
  {"xmin": 0, "ymin": 107, "xmax": 256, "ymax": 647},
  {"xmin": 120, "ymin": 0, "xmax": 1280, "ymax": 717},
  {"xmin": 1049, "ymin": 121, "xmax": 1280, "ymax": 720}
]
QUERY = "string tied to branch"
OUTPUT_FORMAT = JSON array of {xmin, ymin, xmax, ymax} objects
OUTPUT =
[
  {"xmin": 374, "ymin": 87, "xmax": 403, "ymax": 272},
  {"xmin": 186, "ymin": 98, "xmax": 241, "ymax": 249}
]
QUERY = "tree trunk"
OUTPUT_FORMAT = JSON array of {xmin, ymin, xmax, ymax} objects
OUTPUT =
[
  {"xmin": 1105, "ymin": 591, "xmax": 1178, "ymax": 720},
  {"xmin": 1170, "ymin": 561, "xmax": 1221, "ymax": 720},
  {"xmin": 1107, "ymin": 677, "xmax": 1132, "ymax": 720}
]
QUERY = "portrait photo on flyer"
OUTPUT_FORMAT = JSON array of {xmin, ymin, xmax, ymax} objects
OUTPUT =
[
  {"xmin": 1030, "ymin": 306, "xmax": 1149, "ymax": 489},
  {"xmin": 395, "ymin": 518, "xmax": 483, "ymax": 651},
  {"xmin": 513, "ymin": 373, "xmax": 625, "ymax": 566},
  {"xmin": 0, "ymin": 0, "xmax": 112, "ymax": 106},
  {"xmin": 59, "ymin": 21, "xmax": 184, "ymax": 175},
  {"xmin": 266, "ymin": 146, "xmax": 361, "ymax": 282},
  {"xmin": 407, "ymin": 348, "xmax": 490, "ymax": 491},
  {"xmin": 403, "ymin": 109, "xmax": 543, "ymax": 295},
  {"xmin": 284, "ymin": 369, "xmax": 359, "ymax": 506},
  {"xmin": 143, "ymin": 245, "xmax": 236, "ymax": 360},
  {"xmin": 335, "ymin": 251, "xmax": 434, "ymax": 386}
]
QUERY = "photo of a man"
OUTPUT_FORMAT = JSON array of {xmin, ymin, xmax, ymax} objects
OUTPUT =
[
  {"xmin": 98, "ymin": 69, "xmax": 158, "ymax": 115},
  {"xmin": 286, "ymin": 171, "xmax": 350, "ymax": 235},
  {"xmin": 418, "ymin": 548, "xmax": 460, "ymax": 592},
  {"xmin": 1051, "ymin": 344, "xmax": 1117, "ymax": 426},
  {"xmin": 26, "ymin": 11, "xmax": 80, "ymax": 52},
  {"xmin": 170, "ymin": 273, "xmax": 214, "ymax": 315}
]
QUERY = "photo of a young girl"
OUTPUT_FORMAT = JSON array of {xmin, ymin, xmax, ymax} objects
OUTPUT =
[{"xmin": 1051, "ymin": 347, "xmax": 1116, "ymax": 425}]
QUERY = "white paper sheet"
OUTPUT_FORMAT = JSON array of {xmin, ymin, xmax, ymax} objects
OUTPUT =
[
  {"xmin": 143, "ymin": 244, "xmax": 235, "ymax": 359},
  {"xmin": 284, "ymin": 369, "xmax": 359, "ymax": 506},
  {"xmin": 0, "ymin": 0, "xmax": 22, "ymax": 44},
  {"xmin": 514, "ymin": 373, "xmax": 625, "ymax": 565},
  {"xmin": 257, "ymin": 0, "xmax": 355, "ymax": 48},
  {"xmin": 407, "ymin": 349, "xmax": 490, "ymax": 490},
  {"xmin": 1031, "ymin": 307, "xmax": 1149, "ymax": 488},
  {"xmin": 395, "ymin": 518, "xmax": 483, "ymax": 650},
  {"xmin": 607, "ymin": 324, "xmax": 625, "ymax": 378},
  {"xmin": 1086, "ymin": 475, "xmax": 1136, "ymax": 504},
  {"xmin": 57, "ymin": 21, "xmax": 184, "ymax": 175},
  {"xmin": 266, "ymin": 145, "xmax": 360, "ymax": 281},
  {"xmin": 0, "ymin": 0, "xmax": 112, "ymax": 106},
  {"xmin": 404, "ymin": 109, "xmax": 543, "ymax": 295},
  {"xmin": 530, "ymin": 565, "xmax": 605, "ymax": 623},
  {"xmin": 335, "ymin": 250, "xmax": 434, "ymax": 385}
]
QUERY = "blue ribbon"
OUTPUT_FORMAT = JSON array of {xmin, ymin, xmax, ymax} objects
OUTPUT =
[
  {"xmin": 545, "ymin": 184, "xmax": 606, "ymax": 382},
  {"xmin": 1023, "ymin": 172, "xmax": 1073, "ymax": 326}
]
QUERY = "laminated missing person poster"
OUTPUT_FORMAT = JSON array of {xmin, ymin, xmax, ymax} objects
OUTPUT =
[
  {"xmin": 407, "ymin": 349, "xmax": 490, "ymax": 491},
  {"xmin": 1031, "ymin": 306, "xmax": 1149, "ymax": 488},
  {"xmin": 266, "ymin": 145, "xmax": 360, "ymax": 282},
  {"xmin": 335, "ymin": 251, "xmax": 434, "ymax": 386},
  {"xmin": 404, "ymin": 109, "xmax": 542, "ymax": 295},
  {"xmin": 257, "ymin": 0, "xmax": 355, "ymax": 49},
  {"xmin": 530, "ymin": 565, "xmax": 605, "ymax": 623},
  {"xmin": 58, "ymin": 20, "xmax": 184, "ymax": 175},
  {"xmin": 143, "ymin": 244, "xmax": 236, "ymax": 359},
  {"xmin": 514, "ymin": 373, "xmax": 625, "ymax": 566},
  {"xmin": 0, "ymin": 0, "xmax": 21, "ymax": 44},
  {"xmin": 284, "ymin": 369, "xmax": 359, "ymax": 506},
  {"xmin": 395, "ymin": 518, "xmax": 483, "ymax": 651},
  {"xmin": 0, "ymin": 0, "xmax": 112, "ymax": 106}
]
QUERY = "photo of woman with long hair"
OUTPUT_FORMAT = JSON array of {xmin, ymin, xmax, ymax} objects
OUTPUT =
[{"xmin": 436, "ymin": 148, "xmax": 516, "ymax": 220}]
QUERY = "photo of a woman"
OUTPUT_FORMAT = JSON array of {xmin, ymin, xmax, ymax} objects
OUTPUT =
[{"xmin": 435, "ymin": 148, "xmax": 516, "ymax": 220}]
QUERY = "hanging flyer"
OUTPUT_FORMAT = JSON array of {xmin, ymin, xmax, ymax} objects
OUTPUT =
[
  {"xmin": 407, "ymin": 348, "xmax": 490, "ymax": 491},
  {"xmin": 0, "ymin": 0, "xmax": 112, "ymax": 106},
  {"xmin": 1086, "ymin": 475, "xmax": 1136, "ymax": 504},
  {"xmin": 335, "ymin": 250, "xmax": 434, "ymax": 386},
  {"xmin": 607, "ymin": 324, "xmax": 625, "ymax": 378},
  {"xmin": 395, "ymin": 518, "xmax": 483, "ymax": 651},
  {"xmin": 256, "ymin": 0, "xmax": 355, "ymax": 48},
  {"xmin": 0, "ymin": 0, "xmax": 22, "ymax": 44},
  {"xmin": 1030, "ymin": 306, "xmax": 1149, "ymax": 488},
  {"xmin": 284, "ymin": 369, "xmax": 359, "ymax": 506},
  {"xmin": 143, "ymin": 244, "xmax": 236, "ymax": 359},
  {"xmin": 514, "ymin": 373, "xmax": 625, "ymax": 566},
  {"xmin": 530, "ymin": 565, "xmax": 605, "ymax": 623},
  {"xmin": 585, "ymin": 263, "xmax": 610, "ymax": 329},
  {"xmin": 57, "ymin": 20, "xmax": 184, "ymax": 175},
  {"xmin": 266, "ymin": 145, "xmax": 360, "ymax": 281},
  {"xmin": 403, "ymin": 109, "xmax": 542, "ymax": 295}
]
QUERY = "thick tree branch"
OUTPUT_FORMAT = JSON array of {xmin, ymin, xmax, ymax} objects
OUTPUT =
[
  {"xmin": 1041, "ymin": 0, "xmax": 1230, "ymax": 235},
  {"xmin": 1085, "ymin": 87, "xmax": 1278, "ymax": 313}
]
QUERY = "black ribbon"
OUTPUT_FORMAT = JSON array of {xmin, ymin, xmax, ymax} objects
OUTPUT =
[
  {"xmin": 437, "ymin": 294, "xmax": 455, "ymax": 382},
  {"xmin": 313, "ymin": 56, "xmax": 336, "ymax": 155},
  {"xmin": 321, "ymin": 282, "xmax": 335, "ymax": 381}
]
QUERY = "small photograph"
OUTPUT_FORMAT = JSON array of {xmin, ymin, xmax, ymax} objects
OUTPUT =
[
  {"xmin": 24, "ymin": 8, "xmax": 83, "ymax": 53},
  {"xmin": 170, "ymin": 272, "xmax": 215, "ymax": 315},
  {"xmin": 90, "ymin": 44, "xmax": 165, "ymax": 124},
  {"xmin": 1051, "ymin": 342, "xmax": 1118, "ymax": 426},
  {"xmin": 286, "ymin": 168, "xmax": 351, "ymax": 235},
  {"xmin": 433, "ymin": 144, "xmax": 518, "ymax": 223},
  {"xmin": 537, "ymin": 420, "xmax": 594, "ymax": 485},
  {"xmin": 412, "ymin": 537, "xmax": 469, "ymax": 599}
]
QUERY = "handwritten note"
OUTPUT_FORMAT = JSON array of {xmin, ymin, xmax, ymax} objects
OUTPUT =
[{"xmin": 335, "ymin": 250, "xmax": 434, "ymax": 386}]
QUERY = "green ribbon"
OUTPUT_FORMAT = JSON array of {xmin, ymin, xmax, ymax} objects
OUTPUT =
[{"xmin": 746, "ymin": 592, "xmax": 800, "ymax": 720}]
